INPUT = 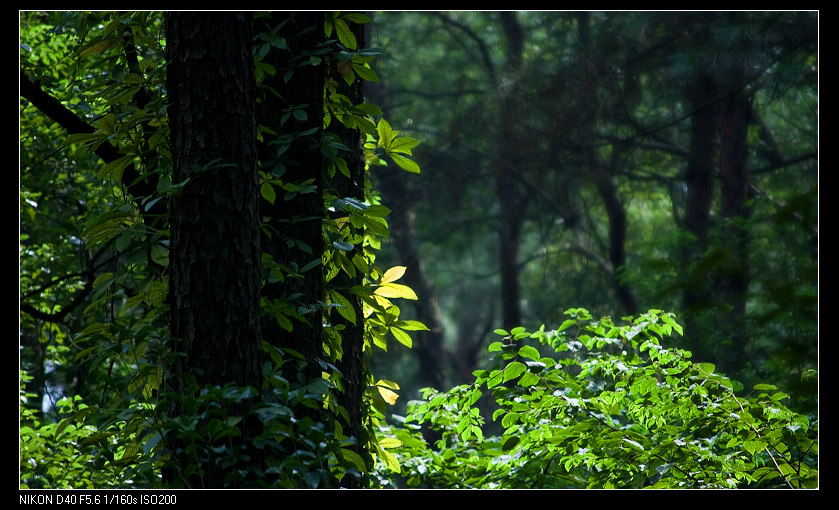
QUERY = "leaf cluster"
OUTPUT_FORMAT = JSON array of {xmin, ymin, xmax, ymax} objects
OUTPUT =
[{"xmin": 378, "ymin": 310, "xmax": 817, "ymax": 489}]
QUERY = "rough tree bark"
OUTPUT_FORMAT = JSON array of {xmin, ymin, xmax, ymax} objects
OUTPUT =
[{"xmin": 164, "ymin": 11, "xmax": 263, "ymax": 487}]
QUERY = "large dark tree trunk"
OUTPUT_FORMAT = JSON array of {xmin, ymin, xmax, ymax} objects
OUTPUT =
[
  {"xmin": 164, "ymin": 12, "xmax": 263, "ymax": 487},
  {"xmin": 255, "ymin": 12, "xmax": 326, "ymax": 387}
]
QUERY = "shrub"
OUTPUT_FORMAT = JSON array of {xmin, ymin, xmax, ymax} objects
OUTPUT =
[{"xmin": 380, "ymin": 309, "xmax": 818, "ymax": 489}]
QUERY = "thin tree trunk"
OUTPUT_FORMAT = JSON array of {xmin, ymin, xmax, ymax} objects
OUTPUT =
[
  {"xmin": 594, "ymin": 153, "xmax": 638, "ymax": 316},
  {"xmin": 575, "ymin": 12, "xmax": 638, "ymax": 316},
  {"xmin": 719, "ymin": 78, "xmax": 751, "ymax": 372},
  {"xmin": 381, "ymin": 176, "xmax": 447, "ymax": 390},
  {"xmin": 495, "ymin": 12, "xmax": 525, "ymax": 330},
  {"xmin": 363, "ymin": 46, "xmax": 448, "ymax": 390}
]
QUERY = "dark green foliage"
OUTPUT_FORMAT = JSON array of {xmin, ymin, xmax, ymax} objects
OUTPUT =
[{"xmin": 20, "ymin": 10, "xmax": 423, "ymax": 488}]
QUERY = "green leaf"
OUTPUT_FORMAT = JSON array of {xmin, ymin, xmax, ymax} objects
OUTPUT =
[
  {"xmin": 360, "ymin": 216, "xmax": 390, "ymax": 239},
  {"xmin": 502, "ymin": 435, "xmax": 520, "ymax": 452},
  {"xmin": 388, "ymin": 136, "xmax": 420, "ymax": 155},
  {"xmin": 363, "ymin": 204, "xmax": 391, "ymax": 217},
  {"xmin": 332, "ymin": 240, "xmax": 354, "ymax": 251},
  {"xmin": 150, "ymin": 243, "xmax": 169, "ymax": 266},
  {"xmin": 341, "ymin": 12, "xmax": 371, "ymax": 24},
  {"xmin": 333, "ymin": 19, "xmax": 357, "ymax": 49},
  {"xmin": 375, "ymin": 283, "xmax": 418, "ymax": 300},
  {"xmin": 66, "ymin": 132, "xmax": 106, "ymax": 149},
  {"xmin": 340, "ymin": 196, "xmax": 369, "ymax": 210},
  {"xmin": 340, "ymin": 447, "xmax": 367, "ymax": 472},
  {"xmin": 389, "ymin": 153, "xmax": 420, "ymax": 173},
  {"xmin": 353, "ymin": 63, "xmax": 379, "ymax": 82},
  {"xmin": 377, "ymin": 446, "xmax": 401, "ymax": 473},
  {"xmin": 260, "ymin": 183, "xmax": 276, "ymax": 204},
  {"xmin": 661, "ymin": 313, "xmax": 684, "ymax": 335},
  {"xmin": 696, "ymin": 362, "xmax": 716, "ymax": 375},
  {"xmin": 381, "ymin": 265, "xmax": 407, "ymax": 284},
  {"xmin": 487, "ymin": 369, "xmax": 504, "ymax": 389},
  {"xmin": 743, "ymin": 439, "xmax": 767, "ymax": 455},
  {"xmin": 517, "ymin": 371, "xmax": 540, "ymax": 387},
  {"xmin": 503, "ymin": 361, "xmax": 526, "ymax": 383},
  {"xmin": 378, "ymin": 437, "xmax": 402, "ymax": 449},
  {"xmin": 376, "ymin": 118, "xmax": 395, "ymax": 147},
  {"xmin": 622, "ymin": 437, "xmax": 645, "ymax": 451},
  {"xmin": 329, "ymin": 290, "xmax": 357, "ymax": 325},
  {"xmin": 275, "ymin": 313, "xmax": 293, "ymax": 332},
  {"xmin": 390, "ymin": 326, "xmax": 412, "ymax": 348},
  {"xmin": 98, "ymin": 154, "xmax": 134, "ymax": 181},
  {"xmin": 79, "ymin": 38, "xmax": 119, "ymax": 56},
  {"xmin": 395, "ymin": 319, "xmax": 429, "ymax": 331},
  {"xmin": 517, "ymin": 345, "xmax": 542, "ymax": 361}
]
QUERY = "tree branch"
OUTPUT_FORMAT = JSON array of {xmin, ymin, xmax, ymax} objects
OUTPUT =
[{"xmin": 20, "ymin": 72, "xmax": 160, "ymax": 214}]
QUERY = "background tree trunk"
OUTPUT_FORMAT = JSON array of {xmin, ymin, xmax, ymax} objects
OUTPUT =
[
  {"xmin": 494, "ymin": 12, "xmax": 526, "ymax": 331},
  {"xmin": 379, "ymin": 176, "xmax": 447, "ymax": 390},
  {"xmin": 575, "ymin": 12, "xmax": 638, "ymax": 316},
  {"xmin": 365, "ymin": 59, "xmax": 448, "ymax": 391},
  {"xmin": 718, "ymin": 61, "xmax": 751, "ymax": 374},
  {"xmin": 681, "ymin": 65, "xmax": 719, "ymax": 361},
  {"xmin": 679, "ymin": 14, "xmax": 753, "ymax": 370}
]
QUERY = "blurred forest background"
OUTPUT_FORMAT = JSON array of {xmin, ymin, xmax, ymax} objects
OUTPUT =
[{"xmin": 362, "ymin": 11, "xmax": 818, "ymax": 419}]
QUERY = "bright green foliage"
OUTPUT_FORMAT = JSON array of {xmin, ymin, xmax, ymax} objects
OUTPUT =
[
  {"xmin": 20, "ymin": 372, "xmax": 141, "ymax": 488},
  {"xmin": 378, "ymin": 310, "xmax": 817, "ymax": 489},
  {"xmin": 366, "ymin": 118, "xmax": 422, "ymax": 173}
]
